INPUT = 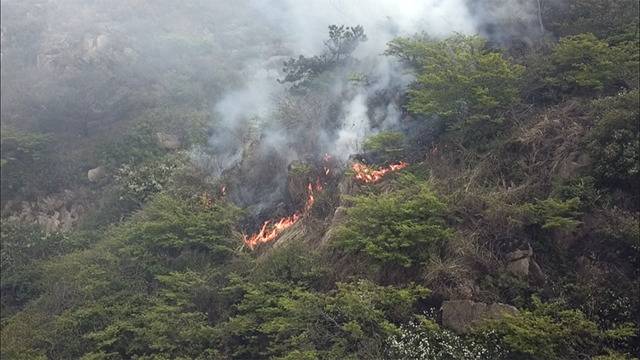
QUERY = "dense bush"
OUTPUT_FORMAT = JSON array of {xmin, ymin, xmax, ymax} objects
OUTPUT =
[
  {"xmin": 386, "ymin": 34, "xmax": 524, "ymax": 136},
  {"xmin": 333, "ymin": 177, "xmax": 452, "ymax": 270},
  {"xmin": 217, "ymin": 279, "xmax": 428, "ymax": 359},
  {"xmin": 547, "ymin": 34, "xmax": 627, "ymax": 94},
  {"xmin": 477, "ymin": 298, "xmax": 636, "ymax": 360},
  {"xmin": 586, "ymin": 90, "xmax": 639, "ymax": 192},
  {"xmin": 115, "ymin": 193, "xmax": 242, "ymax": 270}
]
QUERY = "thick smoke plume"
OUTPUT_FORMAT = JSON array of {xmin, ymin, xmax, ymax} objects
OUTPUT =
[{"xmin": 1, "ymin": 0, "xmax": 539, "ymax": 217}]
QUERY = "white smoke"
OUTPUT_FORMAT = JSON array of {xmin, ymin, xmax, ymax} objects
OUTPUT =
[{"xmin": 208, "ymin": 0, "xmax": 480, "ymax": 172}]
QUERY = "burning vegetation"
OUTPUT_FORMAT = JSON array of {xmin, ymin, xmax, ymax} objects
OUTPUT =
[
  {"xmin": 352, "ymin": 161, "xmax": 408, "ymax": 183},
  {"xmin": 243, "ymin": 182, "xmax": 323, "ymax": 250}
]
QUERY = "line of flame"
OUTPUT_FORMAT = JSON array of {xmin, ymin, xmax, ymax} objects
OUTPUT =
[
  {"xmin": 352, "ymin": 161, "xmax": 408, "ymax": 183},
  {"xmin": 243, "ymin": 182, "xmax": 322, "ymax": 250}
]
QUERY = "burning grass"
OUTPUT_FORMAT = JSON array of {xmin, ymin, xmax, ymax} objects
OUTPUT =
[
  {"xmin": 243, "ymin": 182, "xmax": 323, "ymax": 250},
  {"xmin": 351, "ymin": 161, "xmax": 408, "ymax": 183}
]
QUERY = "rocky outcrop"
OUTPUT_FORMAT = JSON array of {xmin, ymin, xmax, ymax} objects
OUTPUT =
[
  {"xmin": 6, "ymin": 190, "xmax": 86, "ymax": 232},
  {"xmin": 441, "ymin": 300, "xmax": 518, "ymax": 333},
  {"xmin": 505, "ymin": 244, "xmax": 545, "ymax": 285}
]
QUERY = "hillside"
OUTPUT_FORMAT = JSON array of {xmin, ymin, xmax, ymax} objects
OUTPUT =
[{"xmin": 1, "ymin": 1, "xmax": 639, "ymax": 359}]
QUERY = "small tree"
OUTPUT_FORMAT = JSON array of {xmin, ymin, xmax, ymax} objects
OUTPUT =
[
  {"xmin": 386, "ymin": 34, "xmax": 524, "ymax": 135},
  {"xmin": 547, "ymin": 33, "xmax": 618, "ymax": 94},
  {"xmin": 333, "ymin": 179, "xmax": 452, "ymax": 270},
  {"xmin": 279, "ymin": 25, "xmax": 367, "ymax": 90}
]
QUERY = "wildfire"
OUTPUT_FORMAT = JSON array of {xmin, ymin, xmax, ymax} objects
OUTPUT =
[
  {"xmin": 243, "ymin": 182, "xmax": 322, "ymax": 250},
  {"xmin": 352, "ymin": 161, "xmax": 409, "ymax": 183}
]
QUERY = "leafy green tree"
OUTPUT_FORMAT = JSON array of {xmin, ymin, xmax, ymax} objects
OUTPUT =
[
  {"xmin": 116, "ymin": 193, "xmax": 242, "ymax": 271},
  {"xmin": 333, "ymin": 178, "xmax": 452, "ymax": 269},
  {"xmin": 386, "ymin": 34, "xmax": 524, "ymax": 135},
  {"xmin": 547, "ymin": 33, "xmax": 619, "ymax": 94}
]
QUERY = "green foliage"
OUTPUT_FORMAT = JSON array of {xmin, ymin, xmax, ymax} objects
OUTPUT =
[
  {"xmin": 0, "ymin": 221, "xmax": 75, "ymax": 318},
  {"xmin": 547, "ymin": 34, "xmax": 622, "ymax": 94},
  {"xmin": 113, "ymin": 154, "xmax": 182, "ymax": 206},
  {"xmin": 116, "ymin": 193, "xmax": 242, "ymax": 270},
  {"xmin": 217, "ymin": 279, "xmax": 428, "ymax": 359},
  {"xmin": 97, "ymin": 122, "xmax": 165, "ymax": 169},
  {"xmin": 252, "ymin": 242, "xmax": 328, "ymax": 287},
  {"xmin": 84, "ymin": 271, "xmax": 219, "ymax": 359},
  {"xmin": 362, "ymin": 131, "xmax": 405, "ymax": 163},
  {"xmin": 523, "ymin": 197, "xmax": 583, "ymax": 231},
  {"xmin": 551, "ymin": 177, "xmax": 602, "ymax": 210},
  {"xmin": 386, "ymin": 34, "xmax": 524, "ymax": 135},
  {"xmin": 333, "ymin": 179, "xmax": 452, "ymax": 269},
  {"xmin": 586, "ymin": 90, "xmax": 639, "ymax": 191},
  {"xmin": 543, "ymin": 0, "xmax": 639, "ymax": 38},
  {"xmin": 0, "ymin": 128, "xmax": 56, "ymax": 200},
  {"xmin": 478, "ymin": 298, "xmax": 632, "ymax": 360}
]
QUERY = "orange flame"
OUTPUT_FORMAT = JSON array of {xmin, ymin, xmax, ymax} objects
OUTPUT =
[
  {"xmin": 243, "ymin": 182, "xmax": 322, "ymax": 250},
  {"xmin": 352, "ymin": 161, "xmax": 408, "ymax": 183}
]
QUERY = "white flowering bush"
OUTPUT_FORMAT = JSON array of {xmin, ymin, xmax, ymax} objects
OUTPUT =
[
  {"xmin": 386, "ymin": 318, "xmax": 505, "ymax": 360},
  {"xmin": 114, "ymin": 156, "xmax": 180, "ymax": 205}
]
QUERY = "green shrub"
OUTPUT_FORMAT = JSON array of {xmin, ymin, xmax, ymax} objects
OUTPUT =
[
  {"xmin": 547, "ymin": 33, "xmax": 634, "ymax": 94},
  {"xmin": 476, "ymin": 298, "xmax": 629, "ymax": 360},
  {"xmin": 97, "ymin": 122, "xmax": 164, "ymax": 169},
  {"xmin": 0, "ymin": 128, "xmax": 58, "ymax": 201},
  {"xmin": 586, "ymin": 90, "xmax": 639, "ymax": 191},
  {"xmin": 116, "ymin": 193, "xmax": 242, "ymax": 270},
  {"xmin": 0, "ymin": 221, "xmax": 73, "ymax": 317},
  {"xmin": 362, "ymin": 131, "xmax": 405, "ymax": 163},
  {"xmin": 217, "ymin": 279, "xmax": 428, "ymax": 359},
  {"xmin": 523, "ymin": 197, "xmax": 583, "ymax": 231},
  {"xmin": 386, "ymin": 34, "xmax": 524, "ymax": 135},
  {"xmin": 333, "ymin": 179, "xmax": 452, "ymax": 269},
  {"xmin": 114, "ymin": 155, "xmax": 182, "ymax": 206}
]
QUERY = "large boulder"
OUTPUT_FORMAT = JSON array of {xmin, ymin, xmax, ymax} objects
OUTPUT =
[
  {"xmin": 441, "ymin": 300, "xmax": 518, "ymax": 333},
  {"xmin": 505, "ymin": 244, "xmax": 545, "ymax": 285},
  {"xmin": 87, "ymin": 166, "xmax": 106, "ymax": 182}
]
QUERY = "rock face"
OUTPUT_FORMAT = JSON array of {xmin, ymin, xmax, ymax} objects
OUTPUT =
[
  {"xmin": 441, "ymin": 300, "xmax": 518, "ymax": 333},
  {"xmin": 156, "ymin": 132, "xmax": 181, "ymax": 150},
  {"xmin": 505, "ymin": 244, "xmax": 545, "ymax": 284},
  {"xmin": 87, "ymin": 166, "xmax": 106, "ymax": 182},
  {"xmin": 6, "ymin": 190, "xmax": 85, "ymax": 232}
]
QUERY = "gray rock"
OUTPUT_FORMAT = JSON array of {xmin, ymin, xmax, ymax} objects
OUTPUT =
[
  {"xmin": 441, "ymin": 300, "xmax": 518, "ymax": 333},
  {"xmin": 505, "ymin": 244, "xmax": 545, "ymax": 284},
  {"xmin": 88, "ymin": 166, "xmax": 106, "ymax": 182}
]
